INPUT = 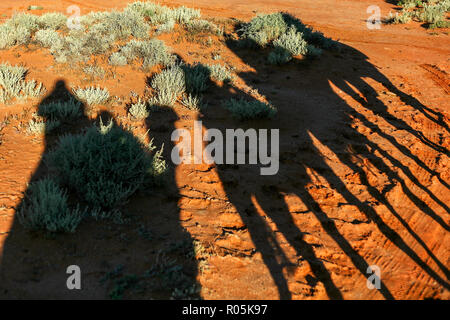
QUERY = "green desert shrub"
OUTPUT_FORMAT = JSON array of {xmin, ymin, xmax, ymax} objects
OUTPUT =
[
  {"xmin": 49, "ymin": 118, "xmax": 167, "ymax": 208},
  {"xmin": 273, "ymin": 26, "xmax": 308, "ymax": 56},
  {"xmin": 128, "ymin": 98, "xmax": 149, "ymax": 120},
  {"xmin": 181, "ymin": 63, "xmax": 210, "ymax": 94},
  {"xmin": 109, "ymin": 52, "xmax": 128, "ymax": 66},
  {"xmin": 73, "ymin": 86, "xmax": 110, "ymax": 106},
  {"xmin": 268, "ymin": 47, "xmax": 294, "ymax": 65},
  {"xmin": 416, "ymin": 1, "xmax": 449, "ymax": 27},
  {"xmin": 207, "ymin": 64, "xmax": 232, "ymax": 82},
  {"xmin": 224, "ymin": 98, "xmax": 277, "ymax": 120},
  {"xmin": 17, "ymin": 178, "xmax": 84, "ymax": 233},
  {"xmin": 238, "ymin": 12, "xmax": 333, "ymax": 64},
  {"xmin": 239, "ymin": 12, "xmax": 335, "ymax": 49},
  {"xmin": 38, "ymin": 98, "xmax": 83, "ymax": 120},
  {"xmin": 151, "ymin": 65, "xmax": 186, "ymax": 106}
]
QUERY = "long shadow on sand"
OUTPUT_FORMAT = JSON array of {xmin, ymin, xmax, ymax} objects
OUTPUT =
[{"xmin": 198, "ymin": 15, "xmax": 449, "ymax": 299}]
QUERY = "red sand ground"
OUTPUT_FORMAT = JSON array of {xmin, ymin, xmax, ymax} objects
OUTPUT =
[{"xmin": 0, "ymin": 0, "xmax": 449, "ymax": 299}]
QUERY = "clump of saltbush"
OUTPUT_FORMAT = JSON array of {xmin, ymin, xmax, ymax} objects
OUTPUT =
[
  {"xmin": 34, "ymin": 29, "xmax": 60, "ymax": 48},
  {"xmin": 224, "ymin": 98, "xmax": 277, "ymax": 120},
  {"xmin": 49, "ymin": 118, "xmax": 167, "ymax": 208},
  {"xmin": 109, "ymin": 52, "xmax": 128, "ymax": 66},
  {"xmin": 181, "ymin": 93, "xmax": 205, "ymax": 111},
  {"xmin": 118, "ymin": 39, "xmax": 176, "ymax": 69},
  {"xmin": 17, "ymin": 178, "xmax": 84, "ymax": 233},
  {"xmin": 184, "ymin": 19, "xmax": 222, "ymax": 35},
  {"xmin": 0, "ymin": 13, "xmax": 38, "ymax": 49},
  {"xmin": 0, "ymin": 63, "xmax": 45, "ymax": 103},
  {"xmin": 238, "ymin": 12, "xmax": 335, "ymax": 64}
]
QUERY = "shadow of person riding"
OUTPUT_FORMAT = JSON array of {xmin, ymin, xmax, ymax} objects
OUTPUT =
[
  {"xmin": 0, "ymin": 80, "xmax": 199, "ymax": 299},
  {"xmin": 197, "ymin": 12, "xmax": 449, "ymax": 299}
]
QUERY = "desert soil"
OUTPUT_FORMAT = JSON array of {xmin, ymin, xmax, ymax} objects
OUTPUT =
[{"xmin": 0, "ymin": 0, "xmax": 449, "ymax": 299}]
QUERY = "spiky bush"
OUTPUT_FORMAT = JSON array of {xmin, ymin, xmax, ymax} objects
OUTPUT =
[
  {"xmin": 73, "ymin": 86, "xmax": 110, "ymax": 106},
  {"xmin": 17, "ymin": 178, "xmax": 84, "ymax": 233},
  {"xmin": 151, "ymin": 65, "xmax": 186, "ymax": 106},
  {"xmin": 128, "ymin": 98, "xmax": 149, "ymax": 119},
  {"xmin": 207, "ymin": 64, "xmax": 232, "ymax": 82},
  {"xmin": 49, "ymin": 118, "xmax": 167, "ymax": 208},
  {"xmin": 224, "ymin": 98, "xmax": 277, "ymax": 120},
  {"xmin": 172, "ymin": 6, "xmax": 202, "ymax": 23},
  {"xmin": 38, "ymin": 98, "xmax": 83, "ymax": 120},
  {"xmin": 0, "ymin": 63, "xmax": 45, "ymax": 103},
  {"xmin": 37, "ymin": 12, "xmax": 67, "ymax": 30},
  {"xmin": 181, "ymin": 94, "xmax": 204, "ymax": 111}
]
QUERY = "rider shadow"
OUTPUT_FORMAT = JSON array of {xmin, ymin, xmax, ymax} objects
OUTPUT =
[
  {"xmin": 198, "ymin": 14, "xmax": 449, "ymax": 299},
  {"xmin": 0, "ymin": 80, "xmax": 199, "ymax": 299}
]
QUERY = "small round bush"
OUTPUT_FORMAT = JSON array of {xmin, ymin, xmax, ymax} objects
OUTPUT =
[
  {"xmin": 49, "ymin": 119, "xmax": 166, "ymax": 208},
  {"xmin": 17, "ymin": 178, "xmax": 83, "ymax": 233}
]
